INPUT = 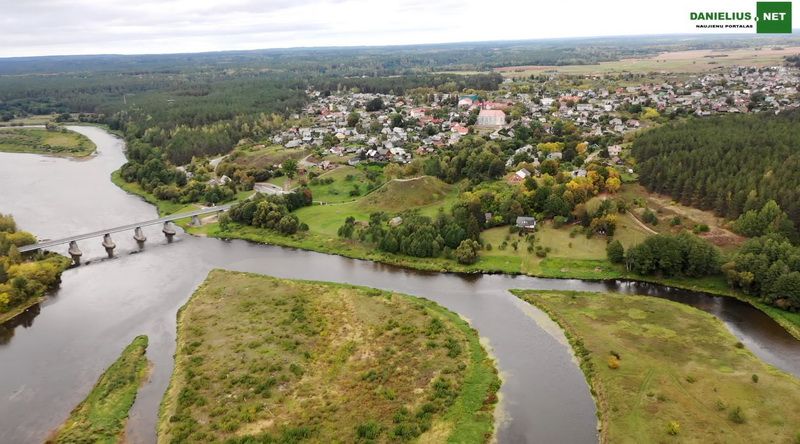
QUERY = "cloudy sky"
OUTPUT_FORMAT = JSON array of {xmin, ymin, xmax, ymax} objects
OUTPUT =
[{"xmin": 0, "ymin": 0, "xmax": 790, "ymax": 57}]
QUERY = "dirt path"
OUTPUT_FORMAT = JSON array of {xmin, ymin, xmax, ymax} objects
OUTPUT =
[{"xmin": 627, "ymin": 211, "xmax": 657, "ymax": 235}]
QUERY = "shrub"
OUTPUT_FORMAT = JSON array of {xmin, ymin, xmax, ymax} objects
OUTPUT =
[
  {"xmin": 728, "ymin": 406, "xmax": 746, "ymax": 424},
  {"xmin": 685, "ymin": 375, "xmax": 696, "ymax": 383},
  {"xmin": 642, "ymin": 208, "xmax": 658, "ymax": 225},
  {"xmin": 693, "ymin": 223, "xmax": 710, "ymax": 233},
  {"xmin": 670, "ymin": 216, "xmax": 682, "ymax": 226},
  {"xmin": 751, "ymin": 374, "xmax": 759, "ymax": 383},
  {"xmin": 666, "ymin": 420, "xmax": 680, "ymax": 436},
  {"xmin": 607, "ymin": 355, "xmax": 620, "ymax": 369},
  {"xmin": 356, "ymin": 421, "xmax": 381, "ymax": 440}
]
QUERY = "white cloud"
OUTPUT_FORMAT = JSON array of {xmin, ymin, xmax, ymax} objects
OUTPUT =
[{"xmin": 0, "ymin": 0, "xmax": 789, "ymax": 57}]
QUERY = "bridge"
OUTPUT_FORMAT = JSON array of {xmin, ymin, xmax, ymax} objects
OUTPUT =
[{"xmin": 19, "ymin": 203, "xmax": 234, "ymax": 263}]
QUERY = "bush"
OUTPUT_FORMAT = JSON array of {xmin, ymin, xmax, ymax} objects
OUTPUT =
[
  {"xmin": 693, "ymin": 223, "xmax": 710, "ymax": 233},
  {"xmin": 666, "ymin": 420, "xmax": 680, "ymax": 436},
  {"xmin": 751, "ymin": 374, "xmax": 759, "ymax": 383},
  {"xmin": 642, "ymin": 208, "xmax": 658, "ymax": 225},
  {"xmin": 356, "ymin": 421, "xmax": 381, "ymax": 440},
  {"xmin": 607, "ymin": 355, "xmax": 620, "ymax": 369},
  {"xmin": 728, "ymin": 406, "xmax": 746, "ymax": 424},
  {"xmin": 670, "ymin": 216, "xmax": 682, "ymax": 226}
]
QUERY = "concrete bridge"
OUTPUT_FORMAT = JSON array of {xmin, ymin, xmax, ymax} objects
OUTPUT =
[{"xmin": 19, "ymin": 203, "xmax": 234, "ymax": 263}]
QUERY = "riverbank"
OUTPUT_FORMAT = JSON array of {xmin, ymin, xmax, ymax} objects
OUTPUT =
[
  {"xmin": 0, "ymin": 253, "xmax": 72, "ymax": 325},
  {"xmin": 47, "ymin": 335, "xmax": 149, "ymax": 443},
  {"xmin": 0, "ymin": 127, "xmax": 96, "ymax": 157},
  {"xmin": 514, "ymin": 290, "xmax": 800, "ymax": 443},
  {"xmin": 159, "ymin": 270, "xmax": 499, "ymax": 442},
  {"xmin": 195, "ymin": 222, "xmax": 800, "ymax": 341}
]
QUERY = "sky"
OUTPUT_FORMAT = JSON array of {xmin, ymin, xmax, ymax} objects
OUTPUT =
[{"xmin": 0, "ymin": 0, "xmax": 795, "ymax": 57}]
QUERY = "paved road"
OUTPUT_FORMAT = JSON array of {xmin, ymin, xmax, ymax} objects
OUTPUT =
[{"xmin": 19, "ymin": 204, "xmax": 234, "ymax": 252}]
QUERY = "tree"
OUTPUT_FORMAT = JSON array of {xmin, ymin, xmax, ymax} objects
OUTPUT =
[
  {"xmin": 365, "ymin": 98, "xmax": 384, "ymax": 112},
  {"xmin": 347, "ymin": 111, "xmax": 360, "ymax": 128},
  {"xmin": 282, "ymin": 158, "xmax": 299, "ymax": 180},
  {"xmin": 338, "ymin": 216, "xmax": 356, "ymax": 239},
  {"xmin": 606, "ymin": 240, "xmax": 625, "ymax": 264},
  {"xmin": 455, "ymin": 239, "xmax": 481, "ymax": 265}
]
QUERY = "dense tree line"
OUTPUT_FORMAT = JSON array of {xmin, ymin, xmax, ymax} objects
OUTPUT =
[
  {"xmin": 0, "ymin": 214, "xmax": 69, "ymax": 316},
  {"xmin": 623, "ymin": 233, "xmax": 720, "ymax": 277},
  {"xmin": 633, "ymin": 110, "xmax": 800, "ymax": 229},
  {"xmin": 339, "ymin": 198, "xmax": 484, "ymax": 261},
  {"xmin": 723, "ymin": 234, "xmax": 800, "ymax": 311},
  {"xmin": 225, "ymin": 189, "xmax": 313, "ymax": 235}
]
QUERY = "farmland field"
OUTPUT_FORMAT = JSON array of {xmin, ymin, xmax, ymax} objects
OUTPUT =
[{"xmin": 495, "ymin": 46, "xmax": 800, "ymax": 77}]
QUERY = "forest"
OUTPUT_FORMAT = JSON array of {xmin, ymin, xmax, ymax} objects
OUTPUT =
[
  {"xmin": 633, "ymin": 110, "xmax": 800, "ymax": 311},
  {"xmin": 633, "ymin": 109, "xmax": 800, "ymax": 229}
]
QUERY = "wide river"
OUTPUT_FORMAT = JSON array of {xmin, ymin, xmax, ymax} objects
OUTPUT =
[{"xmin": 1, "ymin": 126, "xmax": 799, "ymax": 444}]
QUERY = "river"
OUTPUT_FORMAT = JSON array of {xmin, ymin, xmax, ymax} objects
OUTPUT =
[{"xmin": 0, "ymin": 126, "xmax": 798, "ymax": 444}]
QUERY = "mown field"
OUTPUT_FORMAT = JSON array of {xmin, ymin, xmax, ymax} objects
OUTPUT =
[
  {"xmin": 0, "ymin": 127, "xmax": 96, "ymax": 157},
  {"xmin": 515, "ymin": 290, "xmax": 800, "ymax": 443},
  {"xmin": 294, "ymin": 176, "xmax": 460, "ymax": 237},
  {"xmin": 158, "ymin": 270, "xmax": 499, "ymax": 443},
  {"xmin": 48, "ymin": 336, "xmax": 149, "ymax": 444},
  {"xmin": 306, "ymin": 165, "xmax": 385, "ymax": 204}
]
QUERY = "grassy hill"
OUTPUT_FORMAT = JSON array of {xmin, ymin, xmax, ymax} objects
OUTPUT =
[
  {"xmin": 159, "ymin": 270, "xmax": 498, "ymax": 443},
  {"xmin": 515, "ymin": 290, "xmax": 800, "ymax": 443},
  {"xmin": 359, "ymin": 176, "xmax": 455, "ymax": 213}
]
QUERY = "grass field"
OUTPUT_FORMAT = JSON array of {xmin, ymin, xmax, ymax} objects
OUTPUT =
[
  {"xmin": 495, "ymin": 46, "xmax": 800, "ymax": 77},
  {"xmin": 0, "ymin": 127, "xmax": 96, "ymax": 157},
  {"xmin": 158, "ymin": 270, "xmax": 499, "ymax": 443},
  {"xmin": 294, "ymin": 175, "xmax": 459, "ymax": 237},
  {"xmin": 0, "ymin": 115, "xmax": 55, "ymax": 127},
  {"xmin": 307, "ymin": 165, "xmax": 385, "ymax": 204},
  {"xmin": 479, "ymin": 215, "xmax": 650, "ymax": 276},
  {"xmin": 619, "ymin": 184, "xmax": 744, "ymax": 253},
  {"xmin": 48, "ymin": 336, "xmax": 149, "ymax": 444},
  {"xmin": 515, "ymin": 290, "xmax": 800, "ymax": 443},
  {"xmin": 228, "ymin": 144, "xmax": 308, "ymax": 169}
]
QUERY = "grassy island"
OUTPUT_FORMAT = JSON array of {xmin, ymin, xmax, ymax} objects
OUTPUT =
[
  {"xmin": 158, "ymin": 270, "xmax": 499, "ymax": 443},
  {"xmin": 0, "ymin": 127, "xmax": 96, "ymax": 157},
  {"xmin": 514, "ymin": 290, "xmax": 800, "ymax": 443},
  {"xmin": 48, "ymin": 335, "xmax": 150, "ymax": 444}
]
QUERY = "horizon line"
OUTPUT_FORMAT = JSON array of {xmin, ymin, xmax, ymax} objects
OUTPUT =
[{"xmin": 1, "ymin": 30, "xmax": 798, "ymax": 61}]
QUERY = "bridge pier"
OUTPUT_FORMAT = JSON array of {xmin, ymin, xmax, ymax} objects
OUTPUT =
[
  {"xmin": 67, "ymin": 241, "xmax": 82, "ymax": 265},
  {"xmin": 133, "ymin": 226, "xmax": 146, "ymax": 248},
  {"xmin": 162, "ymin": 221, "xmax": 177, "ymax": 242},
  {"xmin": 101, "ymin": 233, "xmax": 116, "ymax": 258}
]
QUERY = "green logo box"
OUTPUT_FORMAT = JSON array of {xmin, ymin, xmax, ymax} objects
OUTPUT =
[{"xmin": 757, "ymin": 2, "xmax": 792, "ymax": 33}]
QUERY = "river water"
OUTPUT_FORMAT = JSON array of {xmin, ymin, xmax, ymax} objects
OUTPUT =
[{"xmin": 0, "ymin": 126, "xmax": 798, "ymax": 444}]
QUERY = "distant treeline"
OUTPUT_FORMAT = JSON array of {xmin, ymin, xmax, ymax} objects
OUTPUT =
[
  {"xmin": 3, "ymin": 34, "xmax": 799, "ymax": 76},
  {"xmin": 633, "ymin": 109, "xmax": 800, "ymax": 229}
]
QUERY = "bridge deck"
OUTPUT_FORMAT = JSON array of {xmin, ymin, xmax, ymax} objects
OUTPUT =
[{"xmin": 19, "ymin": 204, "xmax": 233, "ymax": 252}]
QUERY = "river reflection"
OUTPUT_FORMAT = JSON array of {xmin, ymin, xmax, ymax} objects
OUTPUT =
[{"xmin": 0, "ymin": 126, "xmax": 798, "ymax": 444}]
